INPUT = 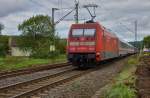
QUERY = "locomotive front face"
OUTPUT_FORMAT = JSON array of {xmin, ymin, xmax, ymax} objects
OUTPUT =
[
  {"xmin": 67, "ymin": 25, "xmax": 97, "ymax": 67},
  {"xmin": 69, "ymin": 28, "xmax": 96, "ymax": 53}
]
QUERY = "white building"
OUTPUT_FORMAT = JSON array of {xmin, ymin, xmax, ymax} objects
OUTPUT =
[{"xmin": 9, "ymin": 37, "xmax": 31, "ymax": 56}]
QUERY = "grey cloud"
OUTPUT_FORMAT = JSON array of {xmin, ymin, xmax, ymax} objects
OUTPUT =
[
  {"xmin": 0, "ymin": 0, "xmax": 33, "ymax": 17},
  {"xmin": 0, "ymin": 0, "xmax": 150, "ymax": 41}
]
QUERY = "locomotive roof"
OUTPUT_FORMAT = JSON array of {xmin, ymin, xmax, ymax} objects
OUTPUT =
[
  {"xmin": 119, "ymin": 39, "xmax": 134, "ymax": 48},
  {"xmin": 103, "ymin": 27, "xmax": 117, "ymax": 38},
  {"xmin": 71, "ymin": 22, "xmax": 118, "ymax": 38},
  {"xmin": 71, "ymin": 22, "xmax": 99, "ymax": 27}
]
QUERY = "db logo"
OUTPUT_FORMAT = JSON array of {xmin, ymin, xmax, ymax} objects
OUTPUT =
[{"xmin": 80, "ymin": 37, "xmax": 85, "ymax": 41}]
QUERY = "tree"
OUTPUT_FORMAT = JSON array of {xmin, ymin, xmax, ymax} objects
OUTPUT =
[
  {"xmin": 0, "ymin": 23, "xmax": 4, "ymax": 35},
  {"xmin": 18, "ymin": 15, "xmax": 56, "ymax": 58},
  {"xmin": 18, "ymin": 15, "xmax": 54, "ymax": 38},
  {"xmin": 143, "ymin": 35, "xmax": 150, "ymax": 49}
]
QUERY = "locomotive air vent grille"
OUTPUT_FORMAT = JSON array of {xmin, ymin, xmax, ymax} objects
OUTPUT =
[{"xmin": 70, "ymin": 42, "xmax": 95, "ymax": 46}]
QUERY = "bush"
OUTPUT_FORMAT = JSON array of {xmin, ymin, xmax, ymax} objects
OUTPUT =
[
  {"xmin": 0, "ymin": 36, "xmax": 9, "ymax": 57},
  {"xmin": 105, "ymin": 83, "xmax": 136, "ymax": 98},
  {"xmin": 56, "ymin": 39, "xmax": 67, "ymax": 54}
]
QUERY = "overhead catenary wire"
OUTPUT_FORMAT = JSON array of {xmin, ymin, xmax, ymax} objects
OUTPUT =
[
  {"xmin": 29, "ymin": 0, "xmax": 134, "ymax": 33},
  {"xmin": 55, "ymin": 9, "xmax": 75, "ymax": 24},
  {"xmin": 30, "ymin": 0, "xmax": 51, "ymax": 11},
  {"xmin": 98, "ymin": 0, "xmax": 135, "ymax": 35}
]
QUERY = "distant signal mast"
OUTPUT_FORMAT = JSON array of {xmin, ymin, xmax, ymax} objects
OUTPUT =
[{"xmin": 74, "ymin": 0, "xmax": 79, "ymax": 23}]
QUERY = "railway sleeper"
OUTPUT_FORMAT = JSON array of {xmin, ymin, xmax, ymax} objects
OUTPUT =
[{"xmin": 0, "ymin": 93, "xmax": 14, "ymax": 98}]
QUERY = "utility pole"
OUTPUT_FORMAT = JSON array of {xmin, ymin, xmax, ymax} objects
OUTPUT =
[
  {"xmin": 51, "ymin": 7, "xmax": 74, "ymax": 52},
  {"xmin": 74, "ymin": 0, "xmax": 79, "ymax": 23},
  {"xmin": 0, "ymin": 23, "xmax": 4, "ymax": 35},
  {"xmin": 51, "ymin": 8, "xmax": 59, "ymax": 52},
  {"xmin": 134, "ymin": 20, "xmax": 137, "ymax": 52},
  {"xmin": 52, "ymin": 8, "xmax": 59, "ymax": 33}
]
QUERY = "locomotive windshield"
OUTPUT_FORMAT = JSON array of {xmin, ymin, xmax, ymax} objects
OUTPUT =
[
  {"xmin": 72, "ymin": 29, "xmax": 95, "ymax": 37},
  {"xmin": 84, "ymin": 29, "xmax": 95, "ymax": 36},
  {"xmin": 72, "ymin": 29, "xmax": 83, "ymax": 37}
]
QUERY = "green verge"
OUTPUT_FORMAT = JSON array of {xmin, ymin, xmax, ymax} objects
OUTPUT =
[
  {"xmin": 104, "ymin": 57, "xmax": 139, "ymax": 98},
  {"xmin": 0, "ymin": 54, "xmax": 66, "ymax": 72}
]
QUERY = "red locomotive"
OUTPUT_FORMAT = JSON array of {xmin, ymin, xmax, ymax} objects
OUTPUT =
[{"xmin": 67, "ymin": 22, "xmax": 135, "ymax": 68}]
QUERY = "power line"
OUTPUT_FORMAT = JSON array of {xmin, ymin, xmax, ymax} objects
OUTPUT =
[
  {"xmin": 30, "ymin": 0, "xmax": 52, "ymax": 11},
  {"xmin": 98, "ymin": 0, "xmax": 135, "ymax": 35},
  {"xmin": 30, "ymin": 0, "xmax": 73, "ymax": 11},
  {"xmin": 119, "ymin": 22, "xmax": 134, "ymax": 33}
]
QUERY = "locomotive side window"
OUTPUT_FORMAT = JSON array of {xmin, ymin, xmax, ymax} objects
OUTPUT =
[
  {"xmin": 72, "ymin": 29, "xmax": 83, "ymax": 37},
  {"xmin": 84, "ymin": 29, "xmax": 95, "ymax": 37}
]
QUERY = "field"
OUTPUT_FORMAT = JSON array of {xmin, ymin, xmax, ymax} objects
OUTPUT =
[{"xmin": 0, "ymin": 55, "xmax": 66, "ymax": 72}]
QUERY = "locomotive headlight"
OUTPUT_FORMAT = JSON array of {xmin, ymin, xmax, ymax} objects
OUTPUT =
[
  {"xmin": 96, "ymin": 52, "xmax": 101, "ymax": 61},
  {"xmin": 96, "ymin": 52, "xmax": 100, "ymax": 56}
]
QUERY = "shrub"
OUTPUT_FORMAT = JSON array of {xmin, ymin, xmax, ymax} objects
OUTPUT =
[
  {"xmin": 105, "ymin": 83, "xmax": 136, "ymax": 98},
  {"xmin": 0, "ymin": 36, "xmax": 9, "ymax": 57},
  {"xmin": 127, "ymin": 58, "xmax": 138, "ymax": 65}
]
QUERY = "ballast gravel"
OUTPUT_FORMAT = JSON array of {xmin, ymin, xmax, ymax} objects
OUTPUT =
[
  {"xmin": 0, "ymin": 66, "xmax": 73, "ymax": 88},
  {"xmin": 33, "ymin": 58, "xmax": 128, "ymax": 98}
]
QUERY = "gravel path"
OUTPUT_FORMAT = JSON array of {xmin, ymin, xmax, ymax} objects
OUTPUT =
[
  {"xmin": 136, "ymin": 56, "xmax": 150, "ymax": 98},
  {"xmin": 32, "ymin": 58, "xmax": 128, "ymax": 98},
  {"xmin": 0, "ymin": 66, "xmax": 73, "ymax": 88}
]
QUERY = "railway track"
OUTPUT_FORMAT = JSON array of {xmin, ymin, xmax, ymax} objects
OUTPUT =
[
  {"xmin": 0, "ymin": 62, "xmax": 70, "ymax": 80},
  {"xmin": 0, "ymin": 66, "xmax": 99, "ymax": 98},
  {"xmin": 0, "ymin": 65, "xmax": 76, "ymax": 98},
  {"xmin": 0, "ymin": 57, "xmax": 128, "ymax": 98}
]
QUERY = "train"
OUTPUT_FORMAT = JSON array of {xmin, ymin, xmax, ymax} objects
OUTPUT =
[{"xmin": 67, "ymin": 22, "xmax": 135, "ymax": 68}]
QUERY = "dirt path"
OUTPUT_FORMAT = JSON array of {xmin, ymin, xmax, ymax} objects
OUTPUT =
[
  {"xmin": 136, "ymin": 56, "xmax": 150, "ymax": 98},
  {"xmin": 32, "ymin": 57, "xmax": 130, "ymax": 98}
]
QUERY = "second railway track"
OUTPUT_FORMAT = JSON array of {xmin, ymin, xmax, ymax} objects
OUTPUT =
[
  {"xmin": 0, "ymin": 65, "xmax": 75, "ymax": 98},
  {"xmin": 0, "ymin": 63, "xmax": 106, "ymax": 98},
  {"xmin": 0, "ymin": 62, "xmax": 70, "ymax": 80}
]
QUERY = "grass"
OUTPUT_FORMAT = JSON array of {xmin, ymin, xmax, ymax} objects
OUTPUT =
[
  {"xmin": 105, "ymin": 83, "xmax": 136, "ymax": 98},
  {"xmin": 143, "ymin": 52, "xmax": 150, "ymax": 56},
  {"xmin": 104, "ymin": 57, "xmax": 138, "ymax": 98},
  {"xmin": 116, "ymin": 57, "xmax": 138, "ymax": 83},
  {"xmin": 0, "ymin": 55, "xmax": 66, "ymax": 72}
]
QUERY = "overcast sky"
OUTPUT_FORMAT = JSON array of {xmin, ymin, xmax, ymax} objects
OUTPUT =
[{"xmin": 0, "ymin": 0, "xmax": 150, "ymax": 41}]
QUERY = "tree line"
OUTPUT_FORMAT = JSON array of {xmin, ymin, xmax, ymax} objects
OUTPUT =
[
  {"xmin": 0, "ymin": 15, "xmax": 150, "ymax": 58},
  {"xmin": 17, "ymin": 15, "xmax": 66, "ymax": 58},
  {"xmin": 143, "ymin": 36, "xmax": 150, "ymax": 49},
  {"xmin": 0, "ymin": 15, "xmax": 66, "ymax": 58}
]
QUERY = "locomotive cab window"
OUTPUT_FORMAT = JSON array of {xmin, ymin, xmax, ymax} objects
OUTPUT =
[
  {"xmin": 72, "ymin": 29, "xmax": 83, "ymax": 37},
  {"xmin": 71, "ymin": 29, "xmax": 96, "ymax": 37},
  {"xmin": 84, "ymin": 29, "xmax": 95, "ymax": 37}
]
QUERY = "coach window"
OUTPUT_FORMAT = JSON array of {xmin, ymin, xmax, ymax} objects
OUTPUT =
[{"xmin": 72, "ymin": 29, "xmax": 83, "ymax": 37}]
